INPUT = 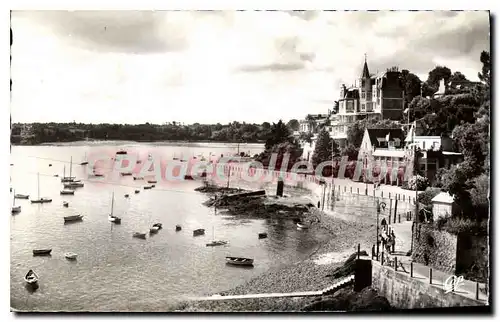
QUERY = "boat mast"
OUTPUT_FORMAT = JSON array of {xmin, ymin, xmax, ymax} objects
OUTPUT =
[
  {"xmin": 37, "ymin": 172, "xmax": 40, "ymax": 199},
  {"xmin": 63, "ymin": 165, "xmax": 66, "ymax": 178},
  {"xmin": 69, "ymin": 157, "xmax": 73, "ymax": 178},
  {"xmin": 111, "ymin": 192, "xmax": 114, "ymax": 215},
  {"xmin": 12, "ymin": 189, "xmax": 15, "ymax": 207}
]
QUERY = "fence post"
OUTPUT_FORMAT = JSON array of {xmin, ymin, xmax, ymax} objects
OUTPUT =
[
  {"xmin": 381, "ymin": 252, "xmax": 384, "ymax": 265},
  {"xmin": 389, "ymin": 192, "xmax": 391, "ymax": 199},
  {"xmin": 357, "ymin": 244, "xmax": 361, "ymax": 259},
  {"xmin": 381, "ymin": 191, "xmax": 384, "ymax": 198},
  {"xmin": 357, "ymin": 187, "xmax": 359, "ymax": 194},
  {"xmin": 372, "ymin": 244, "xmax": 375, "ymax": 259},
  {"xmin": 394, "ymin": 257, "xmax": 398, "ymax": 271},
  {"xmin": 398, "ymin": 214, "xmax": 401, "ymax": 223},
  {"xmin": 476, "ymin": 282, "xmax": 480, "ymax": 300},
  {"xmin": 350, "ymin": 187, "xmax": 352, "ymax": 194},
  {"xmin": 403, "ymin": 195, "xmax": 405, "ymax": 201},
  {"xmin": 429, "ymin": 268, "xmax": 433, "ymax": 284},
  {"xmin": 410, "ymin": 262, "xmax": 413, "ymax": 277},
  {"xmin": 452, "ymin": 276, "xmax": 455, "ymax": 292}
]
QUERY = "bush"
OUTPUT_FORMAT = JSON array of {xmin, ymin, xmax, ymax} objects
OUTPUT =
[
  {"xmin": 435, "ymin": 216, "xmax": 488, "ymax": 235},
  {"xmin": 406, "ymin": 175, "xmax": 429, "ymax": 191}
]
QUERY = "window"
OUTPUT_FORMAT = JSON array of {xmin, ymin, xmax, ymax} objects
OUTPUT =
[
  {"xmin": 361, "ymin": 92, "xmax": 365, "ymax": 99},
  {"xmin": 361, "ymin": 104, "xmax": 365, "ymax": 111}
]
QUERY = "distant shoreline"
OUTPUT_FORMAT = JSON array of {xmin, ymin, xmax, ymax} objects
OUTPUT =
[{"xmin": 11, "ymin": 139, "xmax": 266, "ymax": 147}]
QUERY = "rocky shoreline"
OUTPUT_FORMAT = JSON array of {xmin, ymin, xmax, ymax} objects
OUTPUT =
[{"xmin": 175, "ymin": 184, "xmax": 384, "ymax": 311}]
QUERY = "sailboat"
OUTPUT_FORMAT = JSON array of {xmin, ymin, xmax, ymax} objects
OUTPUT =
[
  {"xmin": 80, "ymin": 152, "xmax": 89, "ymax": 165},
  {"xmin": 61, "ymin": 160, "xmax": 76, "ymax": 183},
  {"xmin": 31, "ymin": 173, "xmax": 52, "ymax": 204},
  {"xmin": 11, "ymin": 189, "xmax": 21, "ymax": 214},
  {"xmin": 206, "ymin": 226, "xmax": 228, "ymax": 247},
  {"xmin": 63, "ymin": 157, "xmax": 84, "ymax": 188},
  {"xmin": 108, "ymin": 192, "xmax": 121, "ymax": 224}
]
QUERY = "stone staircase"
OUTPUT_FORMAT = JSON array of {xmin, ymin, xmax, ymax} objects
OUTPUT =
[{"xmin": 191, "ymin": 275, "xmax": 355, "ymax": 301}]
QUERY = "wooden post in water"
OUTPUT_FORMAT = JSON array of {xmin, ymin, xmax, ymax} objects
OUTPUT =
[
  {"xmin": 394, "ymin": 257, "xmax": 398, "ymax": 271},
  {"xmin": 410, "ymin": 262, "xmax": 413, "ymax": 277},
  {"xmin": 429, "ymin": 268, "xmax": 433, "ymax": 284},
  {"xmin": 357, "ymin": 244, "xmax": 361, "ymax": 259},
  {"xmin": 394, "ymin": 199, "xmax": 398, "ymax": 223},
  {"xmin": 389, "ymin": 199, "xmax": 392, "ymax": 224},
  {"xmin": 476, "ymin": 282, "xmax": 480, "ymax": 300}
]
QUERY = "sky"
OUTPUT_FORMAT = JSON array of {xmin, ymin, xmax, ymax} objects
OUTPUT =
[{"xmin": 10, "ymin": 10, "xmax": 490, "ymax": 125}]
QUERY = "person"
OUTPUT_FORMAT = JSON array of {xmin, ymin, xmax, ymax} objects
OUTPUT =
[
  {"xmin": 317, "ymin": 201, "xmax": 320, "ymax": 208},
  {"xmin": 381, "ymin": 218, "xmax": 387, "ymax": 232}
]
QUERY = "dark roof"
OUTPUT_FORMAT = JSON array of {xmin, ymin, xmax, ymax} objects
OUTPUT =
[
  {"xmin": 361, "ymin": 61, "xmax": 370, "ymax": 79},
  {"xmin": 366, "ymin": 128, "xmax": 404, "ymax": 147}
]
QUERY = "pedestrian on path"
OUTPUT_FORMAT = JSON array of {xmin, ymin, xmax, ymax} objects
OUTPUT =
[{"xmin": 381, "ymin": 218, "xmax": 387, "ymax": 233}]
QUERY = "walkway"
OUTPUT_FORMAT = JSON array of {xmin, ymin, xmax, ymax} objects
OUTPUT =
[{"xmin": 191, "ymin": 276, "xmax": 355, "ymax": 301}]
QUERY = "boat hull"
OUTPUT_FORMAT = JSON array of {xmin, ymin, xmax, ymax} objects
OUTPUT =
[
  {"xmin": 11, "ymin": 206, "xmax": 21, "ymax": 213},
  {"xmin": 24, "ymin": 270, "xmax": 39, "ymax": 285},
  {"xmin": 193, "ymin": 229, "xmax": 205, "ymax": 236},
  {"xmin": 64, "ymin": 253, "xmax": 78, "ymax": 260},
  {"xmin": 33, "ymin": 249, "xmax": 52, "ymax": 256},
  {"xmin": 225, "ymin": 257, "xmax": 254, "ymax": 266},
  {"xmin": 14, "ymin": 194, "xmax": 29, "ymax": 199},
  {"xmin": 133, "ymin": 233, "xmax": 146, "ymax": 239},
  {"xmin": 31, "ymin": 199, "xmax": 52, "ymax": 204},
  {"xmin": 296, "ymin": 223, "xmax": 309, "ymax": 229},
  {"xmin": 108, "ymin": 216, "xmax": 121, "ymax": 224},
  {"xmin": 64, "ymin": 215, "xmax": 83, "ymax": 222}
]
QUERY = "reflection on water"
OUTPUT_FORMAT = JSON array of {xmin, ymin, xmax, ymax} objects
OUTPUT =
[{"xmin": 10, "ymin": 144, "xmax": 331, "ymax": 312}]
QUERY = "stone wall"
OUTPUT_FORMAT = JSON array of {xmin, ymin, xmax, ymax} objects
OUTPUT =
[
  {"xmin": 456, "ymin": 233, "xmax": 489, "ymax": 283},
  {"xmin": 371, "ymin": 260, "xmax": 484, "ymax": 309},
  {"xmin": 412, "ymin": 224, "xmax": 457, "ymax": 273}
]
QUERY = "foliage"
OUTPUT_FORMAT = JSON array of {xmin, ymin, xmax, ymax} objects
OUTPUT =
[
  {"xmin": 426, "ymin": 65, "xmax": 452, "ymax": 93},
  {"xmin": 264, "ymin": 120, "xmax": 292, "ymax": 150},
  {"xmin": 286, "ymin": 119, "xmax": 300, "ymax": 131},
  {"xmin": 399, "ymin": 69, "xmax": 423, "ymax": 106},
  {"xmin": 12, "ymin": 121, "xmax": 274, "ymax": 144},
  {"xmin": 469, "ymin": 174, "xmax": 489, "ymax": 221},
  {"xmin": 406, "ymin": 175, "xmax": 429, "ymax": 191},
  {"xmin": 256, "ymin": 141, "xmax": 303, "ymax": 171},
  {"xmin": 342, "ymin": 144, "xmax": 359, "ymax": 161},
  {"xmin": 311, "ymin": 129, "xmax": 339, "ymax": 169},
  {"xmin": 417, "ymin": 187, "xmax": 442, "ymax": 207},
  {"xmin": 435, "ymin": 216, "xmax": 488, "ymax": 235},
  {"xmin": 299, "ymin": 132, "xmax": 314, "ymax": 143}
]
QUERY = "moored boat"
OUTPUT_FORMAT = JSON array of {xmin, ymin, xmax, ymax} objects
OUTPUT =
[
  {"xmin": 124, "ymin": 194, "xmax": 129, "ymax": 198},
  {"xmin": 60, "ymin": 190, "xmax": 75, "ymax": 195},
  {"xmin": 144, "ymin": 185, "xmax": 152, "ymax": 190},
  {"xmin": 134, "ymin": 190, "xmax": 140, "ymax": 194},
  {"xmin": 149, "ymin": 226, "xmax": 160, "ymax": 234},
  {"xmin": 12, "ymin": 205, "xmax": 21, "ymax": 214},
  {"xmin": 121, "ymin": 172, "xmax": 133, "ymax": 176},
  {"xmin": 175, "ymin": 225, "xmax": 182, "ymax": 231},
  {"xmin": 64, "ymin": 182, "xmax": 84, "ymax": 188},
  {"xmin": 64, "ymin": 214, "xmax": 83, "ymax": 223},
  {"xmin": 14, "ymin": 194, "xmax": 29, "ymax": 199},
  {"xmin": 206, "ymin": 240, "xmax": 228, "ymax": 247},
  {"xmin": 116, "ymin": 150, "xmax": 128, "ymax": 155},
  {"xmin": 147, "ymin": 180, "xmax": 157, "ymax": 184},
  {"xmin": 153, "ymin": 223, "xmax": 162, "ymax": 229},
  {"xmin": 24, "ymin": 270, "xmax": 39, "ymax": 285},
  {"xmin": 258, "ymin": 232, "xmax": 268, "ymax": 239},
  {"xmin": 133, "ymin": 232, "xmax": 146, "ymax": 239},
  {"xmin": 31, "ymin": 173, "xmax": 52, "ymax": 204},
  {"xmin": 108, "ymin": 192, "xmax": 121, "ymax": 223},
  {"xmin": 64, "ymin": 252, "xmax": 78, "ymax": 260},
  {"xmin": 33, "ymin": 249, "xmax": 52, "ymax": 256},
  {"xmin": 193, "ymin": 229, "xmax": 205, "ymax": 236},
  {"xmin": 225, "ymin": 257, "xmax": 254, "ymax": 266},
  {"xmin": 63, "ymin": 201, "xmax": 69, "ymax": 207},
  {"xmin": 133, "ymin": 176, "xmax": 144, "ymax": 180}
]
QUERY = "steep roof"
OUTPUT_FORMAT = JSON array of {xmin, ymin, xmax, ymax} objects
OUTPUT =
[
  {"xmin": 432, "ymin": 192, "xmax": 455, "ymax": 204},
  {"xmin": 361, "ymin": 61, "xmax": 370, "ymax": 79},
  {"xmin": 367, "ymin": 128, "xmax": 405, "ymax": 147}
]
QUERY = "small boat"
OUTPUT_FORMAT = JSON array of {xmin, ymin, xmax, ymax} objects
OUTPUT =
[
  {"xmin": 61, "ymin": 159, "xmax": 76, "ymax": 182},
  {"xmin": 63, "ymin": 201, "xmax": 69, "ymax": 207},
  {"xmin": 133, "ymin": 232, "xmax": 146, "ymax": 239},
  {"xmin": 134, "ymin": 190, "xmax": 140, "ymax": 194},
  {"xmin": 14, "ymin": 194, "xmax": 29, "ymax": 199},
  {"xmin": 116, "ymin": 150, "xmax": 128, "ymax": 155},
  {"xmin": 64, "ymin": 182, "xmax": 84, "ymax": 188},
  {"xmin": 147, "ymin": 180, "xmax": 157, "ymax": 184},
  {"xmin": 31, "ymin": 198, "xmax": 52, "ymax": 204},
  {"xmin": 31, "ymin": 173, "xmax": 53, "ymax": 203},
  {"xmin": 11, "ymin": 190, "xmax": 21, "ymax": 213},
  {"xmin": 108, "ymin": 193, "xmax": 121, "ymax": 223},
  {"xmin": 48, "ymin": 164, "xmax": 52, "ymax": 167},
  {"xmin": 80, "ymin": 152, "xmax": 89, "ymax": 165},
  {"xmin": 124, "ymin": 194, "xmax": 129, "ymax": 198},
  {"xmin": 175, "ymin": 225, "xmax": 182, "ymax": 231},
  {"xmin": 64, "ymin": 252, "xmax": 78, "ymax": 260},
  {"xmin": 136, "ymin": 160, "xmax": 142, "ymax": 164},
  {"xmin": 206, "ymin": 240, "xmax": 228, "ymax": 247},
  {"xmin": 193, "ymin": 229, "xmax": 205, "ymax": 236},
  {"xmin": 153, "ymin": 223, "xmax": 162, "ymax": 229},
  {"xmin": 64, "ymin": 214, "xmax": 83, "ymax": 223},
  {"xmin": 121, "ymin": 172, "xmax": 133, "ymax": 176},
  {"xmin": 144, "ymin": 186, "xmax": 152, "ymax": 190},
  {"xmin": 150, "ymin": 226, "xmax": 160, "ymax": 234},
  {"xmin": 258, "ymin": 233, "xmax": 268, "ymax": 239},
  {"xmin": 60, "ymin": 190, "xmax": 75, "ymax": 195},
  {"xmin": 296, "ymin": 222, "xmax": 309, "ymax": 229},
  {"xmin": 33, "ymin": 249, "xmax": 52, "ymax": 256},
  {"xmin": 24, "ymin": 270, "xmax": 39, "ymax": 285},
  {"xmin": 133, "ymin": 176, "xmax": 144, "ymax": 180},
  {"xmin": 53, "ymin": 174, "xmax": 59, "ymax": 177},
  {"xmin": 151, "ymin": 184, "xmax": 155, "ymax": 188},
  {"xmin": 226, "ymin": 257, "xmax": 254, "ymax": 266},
  {"xmin": 184, "ymin": 175, "xmax": 194, "ymax": 180}
]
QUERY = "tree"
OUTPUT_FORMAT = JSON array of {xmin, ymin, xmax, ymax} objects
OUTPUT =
[
  {"xmin": 400, "ymin": 69, "xmax": 423, "ymax": 105},
  {"xmin": 426, "ymin": 66, "xmax": 452, "ymax": 93},
  {"xmin": 346, "ymin": 120, "xmax": 366, "ymax": 148},
  {"xmin": 478, "ymin": 51, "xmax": 490, "ymax": 87},
  {"xmin": 305, "ymin": 114, "xmax": 318, "ymax": 133},
  {"xmin": 311, "ymin": 129, "xmax": 338, "ymax": 168},
  {"xmin": 342, "ymin": 144, "xmax": 359, "ymax": 161},
  {"xmin": 264, "ymin": 120, "xmax": 292, "ymax": 150},
  {"xmin": 286, "ymin": 119, "xmax": 300, "ymax": 131}
]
